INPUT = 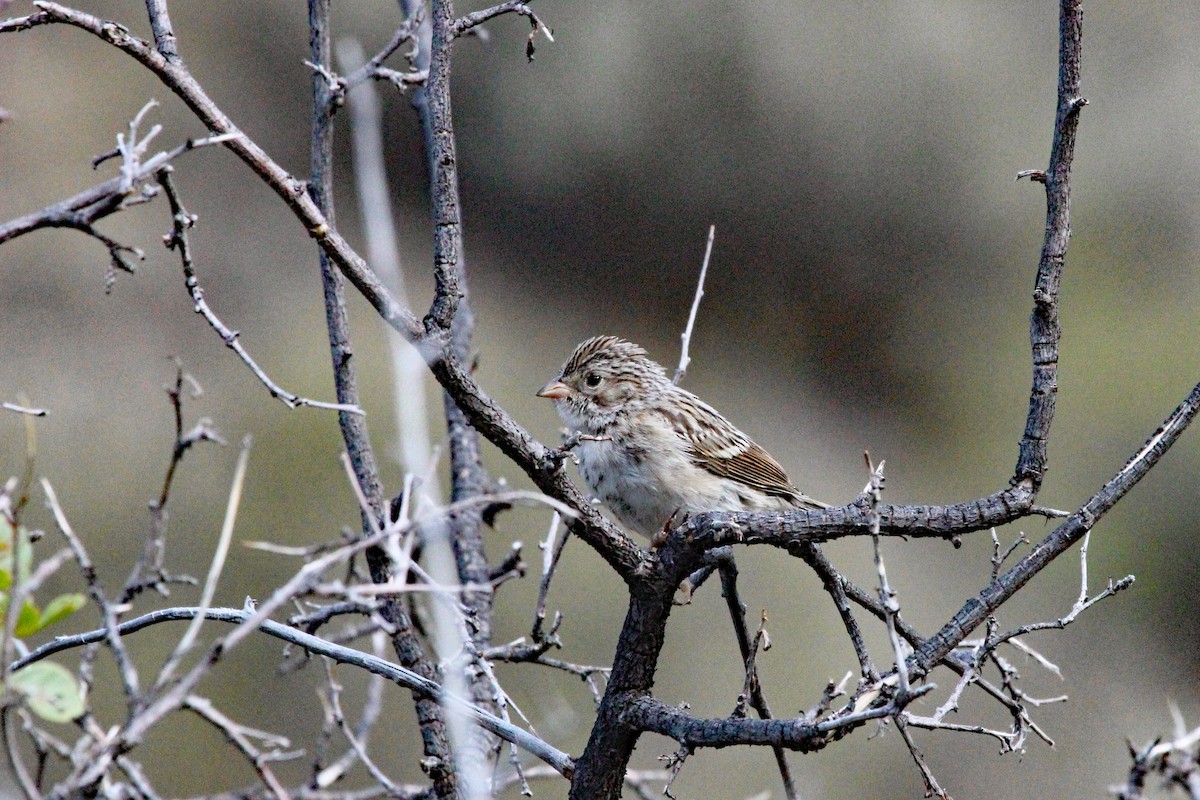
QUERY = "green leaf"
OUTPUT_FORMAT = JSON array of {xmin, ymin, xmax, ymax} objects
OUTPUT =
[
  {"xmin": 37, "ymin": 593, "xmax": 86, "ymax": 631},
  {"xmin": 13, "ymin": 598, "xmax": 41, "ymax": 638},
  {"xmin": 0, "ymin": 565, "xmax": 10, "ymax": 591},
  {"xmin": 8, "ymin": 661, "xmax": 86, "ymax": 723}
]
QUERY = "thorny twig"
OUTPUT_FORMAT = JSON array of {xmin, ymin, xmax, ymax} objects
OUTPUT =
[{"xmin": 157, "ymin": 169, "xmax": 364, "ymax": 415}]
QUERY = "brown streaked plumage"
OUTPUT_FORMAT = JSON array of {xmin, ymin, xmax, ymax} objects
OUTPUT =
[{"xmin": 538, "ymin": 336, "xmax": 826, "ymax": 538}]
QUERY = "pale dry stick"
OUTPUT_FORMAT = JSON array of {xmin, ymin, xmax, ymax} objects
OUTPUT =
[
  {"xmin": 673, "ymin": 224, "xmax": 716, "ymax": 385},
  {"xmin": 39, "ymin": 478, "xmax": 141, "ymax": 705},
  {"xmin": 900, "ymin": 713, "xmax": 1021, "ymax": 752},
  {"xmin": 337, "ymin": 37, "xmax": 436, "ymax": 472},
  {"xmin": 155, "ymin": 436, "xmax": 251, "ymax": 691},
  {"xmin": 926, "ymin": 652, "xmax": 982, "ymax": 724},
  {"xmin": 157, "ymin": 170, "xmax": 362, "ymax": 415},
  {"xmin": 2, "ymin": 403, "xmax": 47, "ymax": 417},
  {"xmin": 252, "ymin": 489, "xmax": 573, "ymax": 641},
  {"xmin": 185, "ymin": 695, "xmax": 294, "ymax": 800},
  {"xmin": 11, "ymin": 606, "xmax": 575, "ymax": 778},
  {"xmin": 114, "ymin": 100, "xmax": 162, "ymax": 192},
  {"xmin": 105, "ymin": 500, "xmax": 469, "ymax": 771},
  {"xmin": 1, "ymin": 679, "xmax": 39, "ymax": 800},
  {"xmin": 531, "ymin": 511, "xmax": 569, "ymax": 641},
  {"xmin": 865, "ymin": 455, "xmax": 909, "ymax": 695},
  {"xmin": 382, "ymin": 472, "xmax": 420, "ymax": 587},
  {"xmin": 112, "ymin": 755, "xmax": 161, "ymax": 800},
  {"xmin": 1149, "ymin": 715, "xmax": 1200, "ymax": 761}
]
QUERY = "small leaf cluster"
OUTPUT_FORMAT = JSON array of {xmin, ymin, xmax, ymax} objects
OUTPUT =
[{"xmin": 2, "ymin": 520, "xmax": 86, "ymax": 722}]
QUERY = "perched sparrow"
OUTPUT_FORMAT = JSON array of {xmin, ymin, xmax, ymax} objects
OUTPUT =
[{"xmin": 538, "ymin": 336, "xmax": 826, "ymax": 539}]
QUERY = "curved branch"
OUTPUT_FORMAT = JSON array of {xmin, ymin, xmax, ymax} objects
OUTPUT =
[
  {"xmin": 911, "ymin": 376, "xmax": 1200, "ymax": 675},
  {"xmin": 10, "ymin": 606, "xmax": 575, "ymax": 779}
]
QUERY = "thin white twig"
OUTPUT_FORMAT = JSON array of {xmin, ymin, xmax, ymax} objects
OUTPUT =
[
  {"xmin": 674, "ymin": 224, "xmax": 715, "ymax": 385},
  {"xmin": 2, "ymin": 402, "xmax": 47, "ymax": 416},
  {"xmin": 155, "ymin": 436, "xmax": 251, "ymax": 689},
  {"xmin": 865, "ymin": 456, "xmax": 908, "ymax": 695}
]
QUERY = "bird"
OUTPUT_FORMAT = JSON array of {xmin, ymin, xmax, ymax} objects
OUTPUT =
[{"xmin": 537, "ymin": 335, "xmax": 826, "ymax": 540}]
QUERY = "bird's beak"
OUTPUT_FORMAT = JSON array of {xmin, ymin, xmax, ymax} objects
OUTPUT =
[{"xmin": 537, "ymin": 380, "xmax": 570, "ymax": 400}]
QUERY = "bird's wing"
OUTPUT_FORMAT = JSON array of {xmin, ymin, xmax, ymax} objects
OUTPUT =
[{"xmin": 670, "ymin": 394, "xmax": 827, "ymax": 509}]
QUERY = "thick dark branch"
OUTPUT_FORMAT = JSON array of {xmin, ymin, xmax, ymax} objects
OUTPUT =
[
  {"xmin": 430, "ymin": 355, "xmax": 645, "ymax": 578},
  {"xmin": 1013, "ymin": 0, "xmax": 1084, "ymax": 489},
  {"xmin": 660, "ymin": 485, "xmax": 1038, "ymax": 578},
  {"xmin": 308, "ymin": 3, "xmax": 460, "ymax": 797},
  {"xmin": 424, "ymin": 0, "xmax": 462, "ymax": 334},
  {"xmin": 619, "ymin": 689, "xmax": 931, "ymax": 752},
  {"xmin": 568, "ymin": 592, "xmax": 674, "ymax": 800},
  {"xmin": 417, "ymin": 0, "xmax": 503, "ymax": 775},
  {"xmin": 912, "ymin": 377, "xmax": 1200, "ymax": 674}
]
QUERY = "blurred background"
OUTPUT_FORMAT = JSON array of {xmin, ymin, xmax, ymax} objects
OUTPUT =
[{"xmin": 2, "ymin": 1, "xmax": 1199, "ymax": 798}]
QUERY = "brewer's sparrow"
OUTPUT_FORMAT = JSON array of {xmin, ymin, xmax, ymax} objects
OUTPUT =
[{"xmin": 538, "ymin": 336, "xmax": 826, "ymax": 539}]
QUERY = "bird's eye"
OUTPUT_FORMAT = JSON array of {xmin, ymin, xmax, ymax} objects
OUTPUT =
[{"xmin": 584, "ymin": 372, "xmax": 602, "ymax": 388}]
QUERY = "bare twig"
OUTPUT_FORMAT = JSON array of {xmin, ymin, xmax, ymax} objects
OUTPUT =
[
  {"xmin": 185, "ymin": 695, "xmax": 295, "ymax": 799},
  {"xmin": 865, "ymin": 455, "xmax": 909, "ymax": 695},
  {"xmin": 895, "ymin": 716, "xmax": 950, "ymax": 800},
  {"xmin": 451, "ymin": 0, "xmax": 555, "ymax": 62},
  {"xmin": 157, "ymin": 169, "xmax": 363, "ymax": 414},
  {"xmin": 0, "ymin": 108, "xmax": 234, "ymax": 247},
  {"xmin": 155, "ymin": 436, "xmax": 252, "ymax": 690},
  {"xmin": 11, "ymin": 605, "xmax": 575, "ymax": 777},
  {"xmin": 41, "ymin": 478, "xmax": 142, "ymax": 707},
  {"xmin": 674, "ymin": 224, "xmax": 716, "ymax": 385},
  {"xmin": 1, "ymin": 402, "xmax": 47, "ymax": 417},
  {"xmin": 316, "ymin": 661, "xmax": 402, "ymax": 796},
  {"xmin": 531, "ymin": 511, "xmax": 570, "ymax": 642},
  {"xmin": 715, "ymin": 552, "xmax": 796, "ymax": 799}
]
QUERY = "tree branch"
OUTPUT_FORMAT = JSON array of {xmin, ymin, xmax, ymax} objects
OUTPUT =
[{"xmin": 9, "ymin": 606, "xmax": 575, "ymax": 779}]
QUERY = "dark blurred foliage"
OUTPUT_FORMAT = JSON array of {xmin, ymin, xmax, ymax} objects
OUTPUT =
[{"xmin": 1, "ymin": 2, "xmax": 1198, "ymax": 798}]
